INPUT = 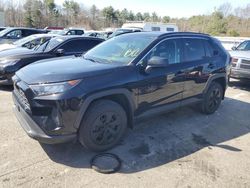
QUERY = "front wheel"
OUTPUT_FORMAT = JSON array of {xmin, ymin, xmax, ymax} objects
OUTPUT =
[
  {"xmin": 201, "ymin": 82, "xmax": 223, "ymax": 114},
  {"xmin": 78, "ymin": 99, "xmax": 127, "ymax": 152}
]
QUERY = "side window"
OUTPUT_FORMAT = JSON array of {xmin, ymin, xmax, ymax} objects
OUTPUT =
[
  {"xmin": 152, "ymin": 27, "xmax": 160, "ymax": 31},
  {"xmin": 24, "ymin": 37, "xmax": 50, "ymax": 49},
  {"xmin": 142, "ymin": 39, "xmax": 181, "ymax": 65},
  {"xmin": 184, "ymin": 38, "xmax": 205, "ymax": 62},
  {"xmin": 6, "ymin": 30, "xmax": 22, "ymax": 39},
  {"xmin": 76, "ymin": 30, "xmax": 84, "ymax": 35},
  {"xmin": 203, "ymin": 40, "xmax": 214, "ymax": 57},
  {"xmin": 166, "ymin": 27, "xmax": 174, "ymax": 32}
]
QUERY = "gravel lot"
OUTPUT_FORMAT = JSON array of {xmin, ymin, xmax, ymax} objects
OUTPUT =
[{"xmin": 0, "ymin": 79, "xmax": 250, "ymax": 188}]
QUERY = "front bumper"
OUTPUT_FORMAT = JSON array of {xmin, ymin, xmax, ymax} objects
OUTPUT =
[
  {"xmin": 230, "ymin": 68, "xmax": 250, "ymax": 79},
  {"xmin": 13, "ymin": 94, "xmax": 77, "ymax": 144}
]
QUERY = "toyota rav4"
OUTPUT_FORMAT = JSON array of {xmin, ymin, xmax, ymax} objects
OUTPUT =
[{"xmin": 12, "ymin": 32, "xmax": 230, "ymax": 151}]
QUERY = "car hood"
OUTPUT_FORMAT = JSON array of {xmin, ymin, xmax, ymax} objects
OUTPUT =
[
  {"xmin": 0, "ymin": 47, "xmax": 34, "ymax": 58},
  {"xmin": 16, "ymin": 57, "xmax": 123, "ymax": 84},
  {"xmin": 229, "ymin": 50, "xmax": 250, "ymax": 59},
  {"xmin": 0, "ymin": 44, "xmax": 16, "ymax": 52}
]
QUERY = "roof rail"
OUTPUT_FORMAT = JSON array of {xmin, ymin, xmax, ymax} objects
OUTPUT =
[{"xmin": 159, "ymin": 32, "xmax": 210, "ymax": 38}]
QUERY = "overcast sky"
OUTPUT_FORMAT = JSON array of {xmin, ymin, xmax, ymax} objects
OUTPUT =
[{"xmin": 54, "ymin": 0, "xmax": 249, "ymax": 18}]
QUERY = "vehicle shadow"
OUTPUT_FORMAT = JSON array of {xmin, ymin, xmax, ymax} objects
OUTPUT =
[
  {"xmin": 41, "ymin": 97, "xmax": 250, "ymax": 174},
  {"xmin": 229, "ymin": 78, "xmax": 250, "ymax": 92},
  {"xmin": 0, "ymin": 85, "xmax": 13, "ymax": 92}
]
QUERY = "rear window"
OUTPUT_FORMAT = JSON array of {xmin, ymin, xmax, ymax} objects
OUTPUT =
[{"xmin": 184, "ymin": 38, "xmax": 205, "ymax": 61}]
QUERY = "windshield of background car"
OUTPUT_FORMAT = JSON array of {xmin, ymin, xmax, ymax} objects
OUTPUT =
[
  {"xmin": 0, "ymin": 28, "xmax": 12, "ymax": 37},
  {"xmin": 13, "ymin": 35, "xmax": 37, "ymax": 46},
  {"xmin": 35, "ymin": 37, "xmax": 65, "ymax": 52},
  {"xmin": 237, "ymin": 41, "xmax": 250, "ymax": 51},
  {"xmin": 84, "ymin": 34, "xmax": 156, "ymax": 64}
]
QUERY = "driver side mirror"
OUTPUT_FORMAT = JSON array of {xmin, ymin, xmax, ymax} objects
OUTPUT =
[
  {"xmin": 145, "ymin": 56, "xmax": 169, "ymax": 74},
  {"xmin": 55, "ymin": 49, "xmax": 65, "ymax": 56}
]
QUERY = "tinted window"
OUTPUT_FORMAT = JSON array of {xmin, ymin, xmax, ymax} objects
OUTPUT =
[
  {"xmin": 6, "ymin": 29, "xmax": 22, "ymax": 39},
  {"xmin": 204, "ymin": 40, "xmax": 214, "ymax": 57},
  {"xmin": 76, "ymin": 30, "xmax": 84, "ymax": 35},
  {"xmin": 58, "ymin": 39, "xmax": 102, "ymax": 53},
  {"xmin": 23, "ymin": 29, "xmax": 38, "ymax": 37},
  {"xmin": 184, "ymin": 38, "xmax": 205, "ymax": 61},
  {"xmin": 142, "ymin": 39, "xmax": 181, "ymax": 65}
]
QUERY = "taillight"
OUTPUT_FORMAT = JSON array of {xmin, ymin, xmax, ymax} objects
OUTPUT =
[{"xmin": 231, "ymin": 57, "xmax": 238, "ymax": 65}]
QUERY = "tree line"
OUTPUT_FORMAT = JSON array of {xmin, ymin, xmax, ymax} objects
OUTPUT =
[{"xmin": 0, "ymin": 0, "xmax": 250, "ymax": 36}]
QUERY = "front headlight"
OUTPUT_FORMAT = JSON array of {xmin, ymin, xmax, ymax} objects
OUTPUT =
[
  {"xmin": 30, "ymin": 79, "xmax": 81, "ymax": 96},
  {"xmin": 0, "ymin": 59, "xmax": 20, "ymax": 67}
]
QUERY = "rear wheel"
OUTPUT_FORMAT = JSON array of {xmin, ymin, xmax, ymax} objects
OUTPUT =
[
  {"xmin": 78, "ymin": 99, "xmax": 127, "ymax": 152},
  {"xmin": 201, "ymin": 82, "xmax": 223, "ymax": 114}
]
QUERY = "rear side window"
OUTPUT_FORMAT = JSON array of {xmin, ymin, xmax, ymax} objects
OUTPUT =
[
  {"xmin": 76, "ymin": 30, "xmax": 84, "ymax": 35},
  {"xmin": 203, "ymin": 40, "xmax": 215, "ymax": 57},
  {"xmin": 23, "ymin": 30, "xmax": 38, "ymax": 37},
  {"xmin": 184, "ymin": 38, "xmax": 205, "ymax": 61},
  {"xmin": 59, "ymin": 39, "xmax": 102, "ymax": 53}
]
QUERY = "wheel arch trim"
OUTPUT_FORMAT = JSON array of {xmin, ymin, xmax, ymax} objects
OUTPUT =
[{"xmin": 74, "ymin": 88, "xmax": 136, "ymax": 129}]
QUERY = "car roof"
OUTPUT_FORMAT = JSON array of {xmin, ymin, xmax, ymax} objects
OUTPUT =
[
  {"xmin": 53, "ymin": 35, "xmax": 105, "ymax": 41},
  {"xmin": 121, "ymin": 31, "xmax": 211, "ymax": 39},
  {"xmin": 4, "ymin": 27, "xmax": 44, "ymax": 31}
]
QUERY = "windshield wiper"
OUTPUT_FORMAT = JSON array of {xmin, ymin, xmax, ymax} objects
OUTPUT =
[{"xmin": 83, "ymin": 56, "xmax": 99, "ymax": 63}]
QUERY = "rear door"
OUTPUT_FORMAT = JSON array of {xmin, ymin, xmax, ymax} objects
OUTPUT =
[{"xmin": 180, "ymin": 38, "xmax": 218, "ymax": 100}]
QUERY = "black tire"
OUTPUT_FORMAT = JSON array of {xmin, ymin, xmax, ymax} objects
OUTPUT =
[
  {"xmin": 201, "ymin": 82, "xmax": 223, "ymax": 114},
  {"xmin": 78, "ymin": 99, "xmax": 127, "ymax": 152}
]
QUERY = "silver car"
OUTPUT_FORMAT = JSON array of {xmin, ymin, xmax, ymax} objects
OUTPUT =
[{"xmin": 229, "ymin": 40, "xmax": 250, "ymax": 80}]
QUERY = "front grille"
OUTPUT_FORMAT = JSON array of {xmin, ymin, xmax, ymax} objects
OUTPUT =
[
  {"xmin": 242, "ymin": 59, "xmax": 250, "ymax": 65},
  {"xmin": 14, "ymin": 86, "xmax": 31, "ymax": 111},
  {"xmin": 240, "ymin": 64, "xmax": 250, "ymax": 69}
]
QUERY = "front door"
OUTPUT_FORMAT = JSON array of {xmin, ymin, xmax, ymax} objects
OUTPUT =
[{"xmin": 136, "ymin": 38, "xmax": 185, "ymax": 115}]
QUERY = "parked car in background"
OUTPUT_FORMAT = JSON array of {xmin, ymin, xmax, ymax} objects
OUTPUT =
[
  {"xmin": 108, "ymin": 28, "xmax": 142, "ymax": 38},
  {"xmin": 0, "ymin": 27, "xmax": 46, "ymax": 44},
  {"xmin": 0, "ymin": 36, "xmax": 104, "ymax": 85},
  {"xmin": 49, "ymin": 28, "xmax": 84, "ymax": 35},
  {"xmin": 84, "ymin": 31, "xmax": 106, "ymax": 39},
  {"xmin": 229, "ymin": 40, "xmax": 250, "ymax": 81},
  {"xmin": 0, "ymin": 33, "xmax": 58, "ymax": 52},
  {"xmin": 12, "ymin": 32, "xmax": 230, "ymax": 151},
  {"xmin": 0, "ymin": 27, "xmax": 6, "ymax": 31}
]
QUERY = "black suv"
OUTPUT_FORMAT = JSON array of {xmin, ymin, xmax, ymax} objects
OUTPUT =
[
  {"xmin": 12, "ymin": 32, "xmax": 230, "ymax": 151},
  {"xmin": 0, "ymin": 36, "xmax": 104, "ymax": 85}
]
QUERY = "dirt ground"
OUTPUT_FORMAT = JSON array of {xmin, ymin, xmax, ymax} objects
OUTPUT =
[{"xmin": 0, "ymin": 79, "xmax": 250, "ymax": 188}]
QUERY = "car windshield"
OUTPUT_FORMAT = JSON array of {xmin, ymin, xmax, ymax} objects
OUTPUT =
[
  {"xmin": 236, "ymin": 41, "xmax": 250, "ymax": 51},
  {"xmin": 0, "ymin": 28, "xmax": 12, "ymax": 37},
  {"xmin": 84, "ymin": 34, "xmax": 156, "ymax": 64},
  {"xmin": 13, "ymin": 35, "xmax": 37, "ymax": 46},
  {"xmin": 34, "ymin": 37, "xmax": 65, "ymax": 52}
]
